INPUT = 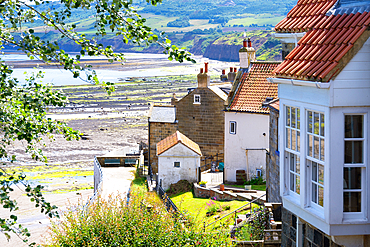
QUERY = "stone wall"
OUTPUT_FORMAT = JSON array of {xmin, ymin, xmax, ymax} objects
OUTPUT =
[
  {"xmin": 266, "ymin": 107, "xmax": 281, "ymax": 203},
  {"xmin": 175, "ymin": 88, "xmax": 225, "ymax": 161},
  {"xmin": 149, "ymin": 122, "xmax": 178, "ymax": 173},
  {"xmin": 281, "ymin": 207, "xmax": 343, "ymax": 247}
]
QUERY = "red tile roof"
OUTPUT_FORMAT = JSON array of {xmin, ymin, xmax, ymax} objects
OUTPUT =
[
  {"xmin": 229, "ymin": 62, "xmax": 279, "ymax": 113},
  {"xmin": 274, "ymin": 11, "xmax": 370, "ymax": 81},
  {"xmin": 157, "ymin": 131, "xmax": 202, "ymax": 156},
  {"xmin": 275, "ymin": 0, "xmax": 337, "ymax": 33}
]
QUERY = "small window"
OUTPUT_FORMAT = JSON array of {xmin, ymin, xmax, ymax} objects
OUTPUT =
[
  {"xmin": 194, "ymin": 94, "xmax": 201, "ymax": 104},
  {"xmin": 230, "ymin": 121, "xmax": 236, "ymax": 134},
  {"xmin": 174, "ymin": 161, "xmax": 180, "ymax": 168}
]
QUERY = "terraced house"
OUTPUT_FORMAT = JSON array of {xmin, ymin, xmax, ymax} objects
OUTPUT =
[
  {"xmin": 224, "ymin": 38, "xmax": 280, "ymax": 183},
  {"xmin": 270, "ymin": 0, "xmax": 370, "ymax": 246}
]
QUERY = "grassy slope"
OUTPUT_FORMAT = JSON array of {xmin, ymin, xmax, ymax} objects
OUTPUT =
[{"xmin": 171, "ymin": 192, "xmax": 258, "ymax": 227}]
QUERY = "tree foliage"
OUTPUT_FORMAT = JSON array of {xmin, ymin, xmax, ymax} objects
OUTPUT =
[{"xmin": 0, "ymin": 0, "xmax": 194, "ymax": 244}]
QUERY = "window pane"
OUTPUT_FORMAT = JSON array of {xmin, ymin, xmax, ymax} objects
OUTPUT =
[
  {"xmin": 314, "ymin": 136, "xmax": 320, "ymax": 160},
  {"xmin": 320, "ymin": 114, "xmax": 325, "ymax": 137},
  {"xmin": 318, "ymin": 164, "xmax": 324, "ymax": 185},
  {"xmin": 308, "ymin": 135, "xmax": 312, "ymax": 157},
  {"xmin": 292, "ymin": 129, "xmax": 296, "ymax": 151},
  {"xmin": 290, "ymin": 173, "xmax": 295, "ymax": 191},
  {"xmin": 345, "ymin": 141, "xmax": 363, "ymax": 164},
  {"xmin": 296, "ymin": 156, "xmax": 300, "ymax": 174},
  {"xmin": 297, "ymin": 131, "xmax": 300, "ymax": 152},
  {"xmin": 308, "ymin": 111, "xmax": 312, "ymax": 133},
  {"xmin": 314, "ymin": 112, "xmax": 320, "ymax": 135},
  {"xmin": 318, "ymin": 186, "xmax": 324, "ymax": 207},
  {"xmin": 286, "ymin": 128, "xmax": 291, "ymax": 149},
  {"xmin": 286, "ymin": 107, "xmax": 291, "ymax": 126},
  {"xmin": 312, "ymin": 162, "xmax": 317, "ymax": 182},
  {"xmin": 344, "ymin": 192, "xmax": 361, "ymax": 212},
  {"xmin": 292, "ymin": 108, "xmax": 296, "ymax": 128},
  {"xmin": 297, "ymin": 108, "xmax": 300, "ymax": 129},
  {"xmin": 290, "ymin": 153, "xmax": 295, "ymax": 171},
  {"xmin": 312, "ymin": 184, "xmax": 317, "ymax": 203},
  {"xmin": 345, "ymin": 115, "xmax": 363, "ymax": 138},
  {"xmin": 344, "ymin": 167, "xmax": 361, "ymax": 189},
  {"xmin": 296, "ymin": 176, "xmax": 300, "ymax": 194},
  {"xmin": 320, "ymin": 138, "xmax": 325, "ymax": 161}
]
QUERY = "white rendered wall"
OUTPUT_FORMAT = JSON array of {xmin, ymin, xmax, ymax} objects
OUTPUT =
[
  {"xmin": 157, "ymin": 143, "xmax": 201, "ymax": 190},
  {"xmin": 224, "ymin": 111, "xmax": 269, "ymax": 182}
]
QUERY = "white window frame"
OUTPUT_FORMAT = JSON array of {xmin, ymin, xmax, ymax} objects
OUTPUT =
[
  {"xmin": 230, "ymin": 121, "xmax": 236, "ymax": 134},
  {"xmin": 285, "ymin": 105, "xmax": 301, "ymax": 198},
  {"xmin": 174, "ymin": 161, "xmax": 180, "ymax": 168},
  {"xmin": 343, "ymin": 113, "xmax": 367, "ymax": 220},
  {"xmin": 194, "ymin": 94, "xmax": 201, "ymax": 104},
  {"xmin": 306, "ymin": 110, "xmax": 325, "ymax": 210}
]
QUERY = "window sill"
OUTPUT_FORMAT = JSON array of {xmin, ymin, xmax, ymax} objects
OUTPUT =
[{"xmin": 193, "ymin": 102, "xmax": 201, "ymax": 105}]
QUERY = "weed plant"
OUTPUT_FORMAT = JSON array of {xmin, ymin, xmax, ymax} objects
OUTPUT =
[{"xmin": 46, "ymin": 187, "xmax": 234, "ymax": 246}]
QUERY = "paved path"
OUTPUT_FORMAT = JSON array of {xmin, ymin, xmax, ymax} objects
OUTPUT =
[{"xmin": 100, "ymin": 167, "xmax": 135, "ymax": 200}]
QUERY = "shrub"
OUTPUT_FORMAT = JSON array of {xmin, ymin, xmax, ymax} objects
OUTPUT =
[{"xmin": 45, "ymin": 192, "xmax": 234, "ymax": 246}]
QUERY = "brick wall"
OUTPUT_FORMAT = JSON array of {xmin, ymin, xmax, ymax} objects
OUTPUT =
[
  {"xmin": 149, "ymin": 122, "xmax": 178, "ymax": 173},
  {"xmin": 281, "ymin": 207, "xmax": 343, "ymax": 247},
  {"xmin": 175, "ymin": 88, "xmax": 225, "ymax": 160},
  {"xmin": 266, "ymin": 107, "xmax": 281, "ymax": 203}
]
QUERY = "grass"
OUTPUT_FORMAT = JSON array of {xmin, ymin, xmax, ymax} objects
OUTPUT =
[
  {"xmin": 170, "ymin": 192, "xmax": 258, "ymax": 228},
  {"xmin": 225, "ymin": 184, "xmax": 266, "ymax": 191}
]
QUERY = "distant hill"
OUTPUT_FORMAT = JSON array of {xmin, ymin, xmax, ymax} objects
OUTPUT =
[
  {"xmin": 203, "ymin": 30, "xmax": 281, "ymax": 62},
  {"xmin": 7, "ymin": 1, "xmax": 290, "ymax": 62}
]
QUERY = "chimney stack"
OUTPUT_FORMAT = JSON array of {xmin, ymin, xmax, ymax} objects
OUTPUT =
[
  {"xmin": 220, "ymin": 69, "xmax": 227, "ymax": 81},
  {"xmin": 228, "ymin": 67, "xmax": 236, "ymax": 82},
  {"xmin": 197, "ymin": 63, "xmax": 210, "ymax": 88},
  {"xmin": 239, "ymin": 37, "xmax": 256, "ymax": 69}
]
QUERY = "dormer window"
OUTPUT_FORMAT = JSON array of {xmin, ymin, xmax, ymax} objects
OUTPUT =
[{"xmin": 194, "ymin": 94, "xmax": 201, "ymax": 104}]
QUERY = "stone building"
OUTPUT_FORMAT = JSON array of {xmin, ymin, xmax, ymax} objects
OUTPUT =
[
  {"xmin": 265, "ymin": 99, "xmax": 281, "ymax": 203},
  {"xmin": 148, "ymin": 105, "xmax": 177, "ymax": 173},
  {"xmin": 173, "ymin": 64, "xmax": 228, "ymax": 161},
  {"xmin": 270, "ymin": 0, "xmax": 370, "ymax": 246}
]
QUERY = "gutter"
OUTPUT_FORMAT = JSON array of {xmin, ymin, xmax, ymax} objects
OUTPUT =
[{"xmin": 267, "ymin": 78, "xmax": 331, "ymax": 89}]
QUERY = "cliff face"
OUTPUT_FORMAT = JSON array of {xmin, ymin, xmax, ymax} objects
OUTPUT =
[{"xmin": 203, "ymin": 44, "xmax": 240, "ymax": 62}]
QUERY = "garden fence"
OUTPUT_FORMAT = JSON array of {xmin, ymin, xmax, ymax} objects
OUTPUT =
[
  {"xmin": 81, "ymin": 157, "xmax": 103, "ymax": 216},
  {"xmin": 157, "ymin": 179, "xmax": 179, "ymax": 213}
]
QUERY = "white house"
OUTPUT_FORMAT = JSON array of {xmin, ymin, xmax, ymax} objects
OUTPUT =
[
  {"xmin": 224, "ymin": 39, "xmax": 280, "ymax": 183},
  {"xmin": 157, "ymin": 131, "xmax": 202, "ymax": 190},
  {"xmin": 269, "ymin": 0, "xmax": 370, "ymax": 246}
]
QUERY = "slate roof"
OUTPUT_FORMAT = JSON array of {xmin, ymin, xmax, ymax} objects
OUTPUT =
[
  {"xmin": 148, "ymin": 105, "xmax": 176, "ymax": 123},
  {"xmin": 208, "ymin": 86, "xmax": 228, "ymax": 101},
  {"xmin": 274, "ymin": 4, "xmax": 370, "ymax": 81},
  {"xmin": 275, "ymin": 0, "xmax": 337, "ymax": 33},
  {"xmin": 157, "ymin": 131, "xmax": 202, "ymax": 156},
  {"xmin": 229, "ymin": 62, "xmax": 279, "ymax": 113}
]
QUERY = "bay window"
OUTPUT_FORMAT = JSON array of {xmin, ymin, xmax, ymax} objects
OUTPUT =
[
  {"xmin": 344, "ymin": 115, "xmax": 365, "ymax": 214},
  {"xmin": 307, "ymin": 110, "xmax": 325, "ymax": 207},
  {"xmin": 285, "ymin": 106, "xmax": 300, "ymax": 195}
]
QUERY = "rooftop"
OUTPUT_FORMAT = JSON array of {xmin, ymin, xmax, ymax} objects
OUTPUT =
[
  {"xmin": 229, "ymin": 62, "xmax": 280, "ymax": 114},
  {"xmin": 274, "ymin": 8, "xmax": 370, "ymax": 81},
  {"xmin": 275, "ymin": 0, "xmax": 337, "ymax": 33},
  {"xmin": 148, "ymin": 105, "xmax": 176, "ymax": 123},
  {"xmin": 157, "ymin": 131, "xmax": 202, "ymax": 156}
]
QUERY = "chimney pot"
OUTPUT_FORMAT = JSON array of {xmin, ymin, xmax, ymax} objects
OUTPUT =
[
  {"xmin": 200, "ymin": 68, "xmax": 204, "ymax": 73},
  {"xmin": 230, "ymin": 67, "xmax": 233, "ymax": 73},
  {"xmin": 243, "ymin": 39, "xmax": 247, "ymax": 48},
  {"xmin": 248, "ymin": 38, "xmax": 252, "ymax": 48},
  {"xmin": 234, "ymin": 68, "xmax": 237, "ymax": 72},
  {"xmin": 204, "ymin": 62, "xmax": 208, "ymax": 73},
  {"xmin": 222, "ymin": 69, "xmax": 225, "ymax": 75}
]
